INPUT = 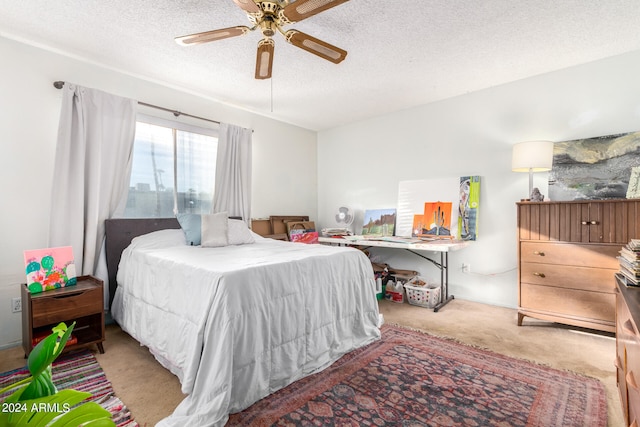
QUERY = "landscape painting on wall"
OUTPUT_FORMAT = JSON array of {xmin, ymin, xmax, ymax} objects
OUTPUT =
[{"xmin": 548, "ymin": 131, "xmax": 640, "ymax": 201}]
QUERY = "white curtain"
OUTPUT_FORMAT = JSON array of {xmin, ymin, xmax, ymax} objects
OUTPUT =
[
  {"xmin": 49, "ymin": 84, "xmax": 137, "ymax": 280},
  {"xmin": 213, "ymin": 123, "xmax": 252, "ymax": 222}
]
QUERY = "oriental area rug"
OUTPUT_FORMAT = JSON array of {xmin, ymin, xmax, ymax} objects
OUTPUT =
[
  {"xmin": 0, "ymin": 350, "xmax": 138, "ymax": 427},
  {"xmin": 228, "ymin": 324, "xmax": 607, "ymax": 426}
]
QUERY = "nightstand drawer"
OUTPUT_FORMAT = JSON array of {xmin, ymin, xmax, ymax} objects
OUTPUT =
[{"xmin": 31, "ymin": 285, "xmax": 102, "ymax": 328}]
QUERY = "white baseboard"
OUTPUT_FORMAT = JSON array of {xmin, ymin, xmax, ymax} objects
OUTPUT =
[{"xmin": 0, "ymin": 340, "xmax": 21, "ymax": 351}]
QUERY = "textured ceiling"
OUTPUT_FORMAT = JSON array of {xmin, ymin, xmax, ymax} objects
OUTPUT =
[{"xmin": 1, "ymin": 0, "xmax": 640, "ymax": 131}]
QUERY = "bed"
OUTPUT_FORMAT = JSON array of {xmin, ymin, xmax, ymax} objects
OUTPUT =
[{"xmin": 105, "ymin": 217, "xmax": 380, "ymax": 427}]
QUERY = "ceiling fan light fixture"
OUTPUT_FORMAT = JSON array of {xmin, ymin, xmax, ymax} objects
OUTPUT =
[
  {"xmin": 260, "ymin": 19, "xmax": 276, "ymax": 37},
  {"xmin": 255, "ymin": 38, "xmax": 275, "ymax": 79},
  {"xmin": 176, "ymin": 0, "xmax": 351, "ymax": 78}
]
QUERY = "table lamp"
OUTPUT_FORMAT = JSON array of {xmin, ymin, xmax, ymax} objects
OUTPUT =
[{"xmin": 511, "ymin": 140, "xmax": 554, "ymax": 200}]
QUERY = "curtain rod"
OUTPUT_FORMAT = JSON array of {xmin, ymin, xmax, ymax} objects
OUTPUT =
[{"xmin": 53, "ymin": 81, "xmax": 221, "ymax": 126}]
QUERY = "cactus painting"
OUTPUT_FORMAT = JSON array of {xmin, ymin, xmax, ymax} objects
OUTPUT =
[{"xmin": 23, "ymin": 246, "xmax": 77, "ymax": 294}]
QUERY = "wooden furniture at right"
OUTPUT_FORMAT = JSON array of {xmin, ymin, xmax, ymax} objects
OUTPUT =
[
  {"xmin": 22, "ymin": 275, "xmax": 105, "ymax": 356},
  {"xmin": 517, "ymin": 199, "xmax": 640, "ymax": 333},
  {"xmin": 616, "ymin": 274, "xmax": 640, "ymax": 427}
]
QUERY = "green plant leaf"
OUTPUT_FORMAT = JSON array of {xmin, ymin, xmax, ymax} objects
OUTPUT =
[
  {"xmin": 19, "ymin": 366, "xmax": 56, "ymax": 401},
  {"xmin": 26, "ymin": 334, "xmax": 58, "ymax": 378},
  {"xmin": 81, "ymin": 419, "xmax": 117, "ymax": 427},
  {"xmin": 0, "ymin": 323, "xmax": 114, "ymax": 427},
  {"xmin": 0, "ymin": 389, "xmax": 115, "ymax": 427},
  {"xmin": 49, "ymin": 401, "xmax": 114, "ymax": 427},
  {"xmin": 50, "ymin": 323, "xmax": 75, "ymax": 359},
  {"xmin": 27, "ymin": 322, "xmax": 75, "ymax": 379},
  {"xmin": 13, "ymin": 322, "xmax": 77, "ymax": 402}
]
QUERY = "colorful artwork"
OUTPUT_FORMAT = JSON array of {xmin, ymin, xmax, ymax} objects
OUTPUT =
[
  {"xmin": 458, "ymin": 176, "xmax": 480, "ymax": 241},
  {"xmin": 627, "ymin": 166, "xmax": 640, "ymax": 199},
  {"xmin": 362, "ymin": 209, "xmax": 397, "ymax": 236},
  {"xmin": 24, "ymin": 246, "xmax": 77, "ymax": 294},
  {"xmin": 549, "ymin": 131, "xmax": 640, "ymax": 200},
  {"xmin": 415, "ymin": 202, "xmax": 452, "ymax": 237},
  {"xmin": 396, "ymin": 178, "xmax": 460, "ymax": 238},
  {"xmin": 411, "ymin": 214, "xmax": 425, "ymax": 237}
]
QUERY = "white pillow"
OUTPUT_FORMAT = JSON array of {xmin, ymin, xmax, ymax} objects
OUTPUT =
[
  {"xmin": 228, "ymin": 219, "xmax": 255, "ymax": 245},
  {"xmin": 129, "ymin": 229, "xmax": 186, "ymax": 249},
  {"xmin": 201, "ymin": 212, "xmax": 229, "ymax": 247}
]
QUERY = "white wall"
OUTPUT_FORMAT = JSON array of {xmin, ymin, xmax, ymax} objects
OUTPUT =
[
  {"xmin": 318, "ymin": 49, "xmax": 640, "ymax": 308},
  {"xmin": 3, "ymin": 34, "xmax": 640, "ymax": 349},
  {"xmin": 0, "ymin": 36, "xmax": 317, "ymax": 349}
]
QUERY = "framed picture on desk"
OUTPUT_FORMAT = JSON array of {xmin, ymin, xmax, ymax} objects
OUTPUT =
[
  {"xmin": 362, "ymin": 209, "xmax": 396, "ymax": 236},
  {"xmin": 414, "ymin": 202, "xmax": 452, "ymax": 238}
]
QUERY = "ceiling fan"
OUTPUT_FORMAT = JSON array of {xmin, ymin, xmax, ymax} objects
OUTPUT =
[{"xmin": 175, "ymin": 0, "xmax": 350, "ymax": 80}]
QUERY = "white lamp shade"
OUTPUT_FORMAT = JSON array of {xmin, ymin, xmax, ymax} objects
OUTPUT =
[{"xmin": 511, "ymin": 140, "xmax": 554, "ymax": 172}]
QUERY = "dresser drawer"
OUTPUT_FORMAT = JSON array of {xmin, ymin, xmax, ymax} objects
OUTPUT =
[
  {"xmin": 520, "ymin": 283, "xmax": 615, "ymax": 322},
  {"xmin": 31, "ymin": 285, "xmax": 102, "ymax": 328},
  {"xmin": 520, "ymin": 262, "xmax": 617, "ymax": 293},
  {"xmin": 520, "ymin": 241, "xmax": 620, "ymax": 268}
]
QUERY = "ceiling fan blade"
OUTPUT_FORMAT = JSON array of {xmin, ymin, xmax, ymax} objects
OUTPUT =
[
  {"xmin": 281, "ymin": 0, "xmax": 349, "ymax": 23},
  {"xmin": 285, "ymin": 30, "xmax": 347, "ymax": 64},
  {"xmin": 255, "ymin": 38, "xmax": 275, "ymax": 80},
  {"xmin": 175, "ymin": 26, "xmax": 251, "ymax": 46},
  {"xmin": 232, "ymin": 0, "xmax": 261, "ymax": 14}
]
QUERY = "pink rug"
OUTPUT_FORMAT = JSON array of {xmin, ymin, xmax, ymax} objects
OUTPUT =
[{"xmin": 228, "ymin": 324, "xmax": 607, "ymax": 426}]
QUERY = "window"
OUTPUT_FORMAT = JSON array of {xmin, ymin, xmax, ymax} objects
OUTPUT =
[{"xmin": 123, "ymin": 118, "xmax": 218, "ymax": 218}]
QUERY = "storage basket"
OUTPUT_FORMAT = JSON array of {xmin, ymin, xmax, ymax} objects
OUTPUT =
[{"xmin": 404, "ymin": 283, "xmax": 440, "ymax": 308}]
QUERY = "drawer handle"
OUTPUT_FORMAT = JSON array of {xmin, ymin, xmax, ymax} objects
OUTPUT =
[
  {"xmin": 533, "ymin": 251, "xmax": 545, "ymax": 256},
  {"xmin": 624, "ymin": 319, "xmax": 637, "ymax": 336},
  {"xmin": 580, "ymin": 220, "xmax": 600, "ymax": 225},
  {"xmin": 581, "ymin": 221, "xmax": 588, "ymax": 225},
  {"xmin": 533, "ymin": 272, "xmax": 546, "ymax": 278},
  {"xmin": 627, "ymin": 370, "xmax": 639, "ymax": 391},
  {"xmin": 52, "ymin": 291, "xmax": 83, "ymax": 299},
  {"xmin": 590, "ymin": 220, "xmax": 599, "ymax": 225},
  {"xmin": 615, "ymin": 356, "xmax": 622, "ymax": 369}
]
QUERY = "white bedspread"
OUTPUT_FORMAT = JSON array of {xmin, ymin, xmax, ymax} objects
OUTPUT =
[{"xmin": 111, "ymin": 230, "xmax": 380, "ymax": 426}]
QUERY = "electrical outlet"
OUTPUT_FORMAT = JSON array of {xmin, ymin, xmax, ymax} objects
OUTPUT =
[
  {"xmin": 462, "ymin": 263, "xmax": 470, "ymax": 273},
  {"xmin": 11, "ymin": 297, "xmax": 21, "ymax": 313}
]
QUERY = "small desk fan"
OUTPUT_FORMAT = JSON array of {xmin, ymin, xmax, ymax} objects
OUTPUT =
[
  {"xmin": 322, "ymin": 206, "xmax": 355, "ymax": 237},
  {"xmin": 335, "ymin": 206, "xmax": 354, "ymax": 227}
]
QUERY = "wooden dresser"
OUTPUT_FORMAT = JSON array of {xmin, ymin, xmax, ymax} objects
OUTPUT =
[
  {"xmin": 517, "ymin": 199, "xmax": 640, "ymax": 332},
  {"xmin": 616, "ymin": 274, "xmax": 640, "ymax": 426}
]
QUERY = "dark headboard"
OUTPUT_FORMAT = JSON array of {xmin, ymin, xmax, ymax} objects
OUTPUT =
[
  {"xmin": 104, "ymin": 216, "xmax": 242, "ymax": 307},
  {"xmin": 105, "ymin": 218, "xmax": 181, "ymax": 307}
]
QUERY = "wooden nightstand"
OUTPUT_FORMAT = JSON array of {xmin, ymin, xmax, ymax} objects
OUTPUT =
[{"xmin": 22, "ymin": 275, "xmax": 105, "ymax": 356}]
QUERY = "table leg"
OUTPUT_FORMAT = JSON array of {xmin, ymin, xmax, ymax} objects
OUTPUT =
[{"xmin": 434, "ymin": 251, "xmax": 454, "ymax": 312}]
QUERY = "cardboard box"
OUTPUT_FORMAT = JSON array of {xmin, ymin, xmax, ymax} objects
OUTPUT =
[{"xmin": 251, "ymin": 219, "xmax": 272, "ymax": 236}]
